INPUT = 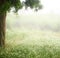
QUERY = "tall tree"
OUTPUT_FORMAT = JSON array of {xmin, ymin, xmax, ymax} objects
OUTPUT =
[{"xmin": 0, "ymin": 0, "xmax": 42, "ymax": 47}]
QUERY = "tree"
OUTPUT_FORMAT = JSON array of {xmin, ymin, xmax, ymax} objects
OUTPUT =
[{"xmin": 0, "ymin": 0, "xmax": 42, "ymax": 47}]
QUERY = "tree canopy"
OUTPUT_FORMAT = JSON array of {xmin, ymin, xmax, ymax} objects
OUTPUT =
[{"xmin": 0, "ymin": 0, "xmax": 42, "ymax": 14}]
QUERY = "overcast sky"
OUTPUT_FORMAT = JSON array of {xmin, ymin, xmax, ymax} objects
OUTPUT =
[{"xmin": 18, "ymin": 0, "xmax": 60, "ymax": 15}]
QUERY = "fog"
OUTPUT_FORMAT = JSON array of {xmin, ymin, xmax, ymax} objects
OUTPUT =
[{"xmin": 6, "ymin": 0, "xmax": 60, "ymax": 32}]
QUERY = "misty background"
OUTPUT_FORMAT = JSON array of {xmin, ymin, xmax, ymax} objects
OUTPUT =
[{"xmin": 6, "ymin": 0, "xmax": 60, "ymax": 32}]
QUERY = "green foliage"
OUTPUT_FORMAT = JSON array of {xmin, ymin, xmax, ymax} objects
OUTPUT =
[
  {"xmin": 0, "ymin": 0, "xmax": 22, "ymax": 13},
  {"xmin": 0, "ymin": 26, "xmax": 60, "ymax": 58},
  {"xmin": 24, "ymin": 0, "xmax": 42, "ymax": 11},
  {"xmin": 0, "ymin": 0, "xmax": 42, "ymax": 14},
  {"xmin": 0, "ymin": 43, "xmax": 60, "ymax": 58}
]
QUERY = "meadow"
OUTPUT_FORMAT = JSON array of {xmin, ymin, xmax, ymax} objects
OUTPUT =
[{"xmin": 0, "ymin": 13, "xmax": 60, "ymax": 58}]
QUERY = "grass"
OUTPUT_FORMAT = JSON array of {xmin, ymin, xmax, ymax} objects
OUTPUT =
[
  {"xmin": 0, "ymin": 29, "xmax": 60, "ymax": 58},
  {"xmin": 0, "ymin": 14, "xmax": 60, "ymax": 58}
]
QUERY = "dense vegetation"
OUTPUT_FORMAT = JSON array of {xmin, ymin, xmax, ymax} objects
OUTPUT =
[{"xmin": 0, "ymin": 29, "xmax": 60, "ymax": 58}]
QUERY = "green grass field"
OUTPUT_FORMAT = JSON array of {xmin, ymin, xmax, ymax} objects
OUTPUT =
[{"xmin": 0, "ymin": 29, "xmax": 60, "ymax": 58}]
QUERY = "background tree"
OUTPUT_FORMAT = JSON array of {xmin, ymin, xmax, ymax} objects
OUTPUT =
[{"xmin": 0, "ymin": 0, "xmax": 42, "ymax": 47}]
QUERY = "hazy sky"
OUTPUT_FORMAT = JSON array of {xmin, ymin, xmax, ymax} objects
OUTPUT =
[{"xmin": 18, "ymin": 0, "xmax": 60, "ymax": 15}]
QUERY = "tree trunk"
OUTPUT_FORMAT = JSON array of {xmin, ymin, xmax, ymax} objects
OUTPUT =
[{"xmin": 0, "ymin": 13, "xmax": 6, "ymax": 47}]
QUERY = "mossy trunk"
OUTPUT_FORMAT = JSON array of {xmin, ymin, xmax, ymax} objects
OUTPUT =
[{"xmin": 0, "ymin": 13, "xmax": 6, "ymax": 47}]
